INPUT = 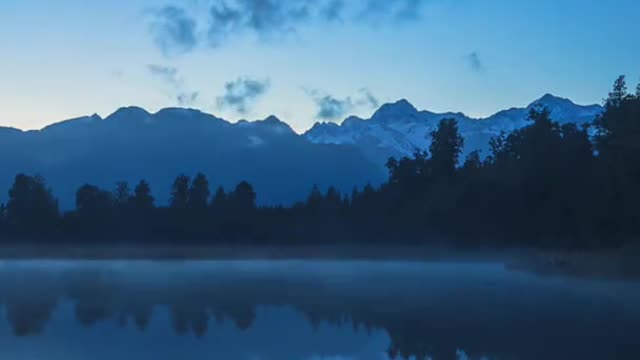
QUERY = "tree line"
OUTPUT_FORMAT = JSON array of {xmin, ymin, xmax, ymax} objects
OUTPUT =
[{"xmin": 0, "ymin": 76, "xmax": 639, "ymax": 249}]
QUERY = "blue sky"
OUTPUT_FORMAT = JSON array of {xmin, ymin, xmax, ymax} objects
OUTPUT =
[{"xmin": 0, "ymin": 0, "xmax": 638, "ymax": 133}]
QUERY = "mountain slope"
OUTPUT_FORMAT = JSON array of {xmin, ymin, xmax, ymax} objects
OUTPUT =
[{"xmin": 0, "ymin": 108, "xmax": 386, "ymax": 208}]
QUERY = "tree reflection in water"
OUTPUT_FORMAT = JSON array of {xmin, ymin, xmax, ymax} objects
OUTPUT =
[{"xmin": 0, "ymin": 261, "xmax": 638, "ymax": 360}]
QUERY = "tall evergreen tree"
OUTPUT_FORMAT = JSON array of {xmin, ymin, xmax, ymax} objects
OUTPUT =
[
  {"xmin": 6, "ymin": 174, "xmax": 59, "ymax": 237},
  {"xmin": 74, "ymin": 184, "xmax": 114, "ymax": 238},
  {"xmin": 595, "ymin": 76, "xmax": 640, "ymax": 167},
  {"xmin": 325, "ymin": 186, "xmax": 342, "ymax": 211},
  {"xmin": 306, "ymin": 185, "xmax": 323, "ymax": 210},
  {"xmin": 170, "ymin": 175, "xmax": 190, "ymax": 209},
  {"xmin": 0, "ymin": 203, "xmax": 6, "ymax": 237},
  {"xmin": 113, "ymin": 181, "xmax": 131, "ymax": 209},
  {"xmin": 594, "ymin": 77, "xmax": 640, "ymax": 237},
  {"xmin": 231, "ymin": 181, "xmax": 256, "ymax": 212},
  {"xmin": 461, "ymin": 150, "xmax": 483, "ymax": 178},
  {"xmin": 605, "ymin": 75, "xmax": 628, "ymax": 109},
  {"xmin": 188, "ymin": 173, "xmax": 210, "ymax": 210},
  {"xmin": 131, "ymin": 180, "xmax": 154, "ymax": 210},
  {"xmin": 429, "ymin": 118, "xmax": 464, "ymax": 179},
  {"xmin": 211, "ymin": 186, "xmax": 227, "ymax": 210},
  {"xmin": 76, "ymin": 184, "xmax": 113, "ymax": 214}
]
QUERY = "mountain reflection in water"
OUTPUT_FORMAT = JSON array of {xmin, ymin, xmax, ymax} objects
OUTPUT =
[{"xmin": 0, "ymin": 260, "xmax": 638, "ymax": 360}]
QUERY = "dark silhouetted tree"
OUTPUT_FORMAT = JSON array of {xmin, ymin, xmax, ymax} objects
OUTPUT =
[
  {"xmin": 605, "ymin": 75, "xmax": 628, "ymax": 109},
  {"xmin": 429, "ymin": 118, "xmax": 464, "ymax": 179},
  {"xmin": 325, "ymin": 186, "xmax": 342, "ymax": 211},
  {"xmin": 306, "ymin": 185, "xmax": 323, "ymax": 211},
  {"xmin": 6, "ymin": 174, "xmax": 59, "ymax": 238},
  {"xmin": 76, "ymin": 184, "xmax": 114, "ymax": 214},
  {"xmin": 131, "ymin": 180, "xmax": 154, "ymax": 210},
  {"xmin": 0, "ymin": 203, "xmax": 6, "ymax": 239},
  {"xmin": 170, "ymin": 175, "xmax": 190, "ymax": 210},
  {"xmin": 188, "ymin": 173, "xmax": 210, "ymax": 210},
  {"xmin": 594, "ymin": 77, "xmax": 640, "ymax": 238},
  {"xmin": 462, "ymin": 151, "xmax": 482, "ymax": 174},
  {"xmin": 73, "ymin": 184, "xmax": 114, "ymax": 239},
  {"xmin": 231, "ymin": 181, "xmax": 256, "ymax": 212},
  {"xmin": 113, "ymin": 181, "xmax": 131, "ymax": 209},
  {"xmin": 211, "ymin": 186, "xmax": 227, "ymax": 210}
]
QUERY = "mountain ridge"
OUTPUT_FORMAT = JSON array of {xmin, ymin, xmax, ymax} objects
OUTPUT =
[{"xmin": 1, "ymin": 93, "xmax": 601, "ymax": 135}]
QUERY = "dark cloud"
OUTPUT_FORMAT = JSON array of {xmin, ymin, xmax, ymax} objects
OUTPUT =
[
  {"xmin": 216, "ymin": 77, "xmax": 270, "ymax": 114},
  {"xmin": 309, "ymin": 88, "xmax": 379, "ymax": 120},
  {"xmin": 314, "ymin": 94, "xmax": 354, "ymax": 120},
  {"xmin": 467, "ymin": 51, "xmax": 484, "ymax": 72},
  {"xmin": 149, "ymin": 6, "xmax": 198, "ymax": 55},
  {"xmin": 360, "ymin": 0, "xmax": 426, "ymax": 22},
  {"xmin": 207, "ymin": 0, "xmax": 317, "ymax": 46},
  {"xmin": 148, "ymin": 64, "xmax": 179, "ymax": 86},
  {"xmin": 177, "ymin": 92, "xmax": 200, "ymax": 106},
  {"xmin": 356, "ymin": 88, "xmax": 380, "ymax": 109},
  {"xmin": 147, "ymin": 64, "xmax": 199, "ymax": 106},
  {"xmin": 150, "ymin": 0, "xmax": 429, "ymax": 53},
  {"xmin": 322, "ymin": 0, "xmax": 346, "ymax": 21}
]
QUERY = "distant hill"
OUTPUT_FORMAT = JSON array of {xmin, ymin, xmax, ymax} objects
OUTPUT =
[{"xmin": 0, "ymin": 108, "xmax": 385, "ymax": 208}]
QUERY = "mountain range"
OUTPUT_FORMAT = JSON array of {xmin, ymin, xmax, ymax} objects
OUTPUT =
[
  {"xmin": 0, "ymin": 94, "xmax": 602, "ymax": 208},
  {"xmin": 304, "ymin": 94, "xmax": 603, "ymax": 164}
]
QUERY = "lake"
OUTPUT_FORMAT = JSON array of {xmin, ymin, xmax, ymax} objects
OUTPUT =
[{"xmin": 0, "ymin": 260, "xmax": 638, "ymax": 360}]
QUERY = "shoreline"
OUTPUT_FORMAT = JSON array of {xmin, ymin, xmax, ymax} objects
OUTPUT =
[
  {"xmin": 0, "ymin": 244, "xmax": 493, "ymax": 261},
  {"xmin": 0, "ymin": 244, "xmax": 638, "ymax": 281}
]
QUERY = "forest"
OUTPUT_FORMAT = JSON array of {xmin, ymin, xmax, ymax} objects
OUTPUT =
[{"xmin": 0, "ymin": 76, "xmax": 639, "ymax": 250}]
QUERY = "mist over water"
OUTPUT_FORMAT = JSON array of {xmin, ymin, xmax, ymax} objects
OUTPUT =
[{"xmin": 0, "ymin": 260, "xmax": 638, "ymax": 360}]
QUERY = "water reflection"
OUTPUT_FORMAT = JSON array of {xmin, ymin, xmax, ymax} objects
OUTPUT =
[{"xmin": 0, "ymin": 260, "xmax": 638, "ymax": 360}]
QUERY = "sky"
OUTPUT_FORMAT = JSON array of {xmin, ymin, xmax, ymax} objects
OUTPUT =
[{"xmin": 0, "ymin": 0, "xmax": 638, "ymax": 133}]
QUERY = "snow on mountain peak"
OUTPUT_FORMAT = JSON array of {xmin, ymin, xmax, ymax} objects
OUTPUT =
[
  {"xmin": 304, "ymin": 94, "xmax": 603, "ymax": 164},
  {"xmin": 529, "ymin": 93, "xmax": 575, "ymax": 108},
  {"xmin": 371, "ymin": 99, "xmax": 418, "ymax": 121},
  {"xmin": 234, "ymin": 115, "xmax": 295, "ymax": 136}
]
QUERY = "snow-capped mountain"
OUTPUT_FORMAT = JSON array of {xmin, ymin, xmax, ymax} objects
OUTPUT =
[{"xmin": 304, "ymin": 94, "xmax": 603, "ymax": 163}]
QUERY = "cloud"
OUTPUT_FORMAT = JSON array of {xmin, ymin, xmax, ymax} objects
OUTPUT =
[
  {"xmin": 360, "ymin": 0, "xmax": 426, "ymax": 22},
  {"xmin": 467, "ymin": 51, "xmax": 484, "ymax": 72},
  {"xmin": 321, "ymin": 0, "xmax": 346, "ymax": 21},
  {"xmin": 309, "ymin": 88, "xmax": 379, "ymax": 120},
  {"xmin": 149, "ymin": 0, "xmax": 429, "ymax": 53},
  {"xmin": 111, "ymin": 70, "xmax": 125, "ymax": 79},
  {"xmin": 177, "ymin": 92, "xmax": 200, "ymax": 105},
  {"xmin": 356, "ymin": 88, "xmax": 380, "ymax": 109},
  {"xmin": 216, "ymin": 77, "xmax": 270, "ymax": 114},
  {"xmin": 147, "ymin": 64, "xmax": 199, "ymax": 106},
  {"xmin": 148, "ymin": 65, "xmax": 179, "ymax": 86},
  {"xmin": 313, "ymin": 94, "xmax": 354, "ymax": 120},
  {"xmin": 207, "ymin": 0, "xmax": 318, "ymax": 46},
  {"xmin": 149, "ymin": 6, "xmax": 198, "ymax": 55}
]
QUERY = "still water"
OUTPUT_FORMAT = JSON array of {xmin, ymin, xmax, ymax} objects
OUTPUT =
[{"xmin": 0, "ymin": 260, "xmax": 638, "ymax": 360}]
